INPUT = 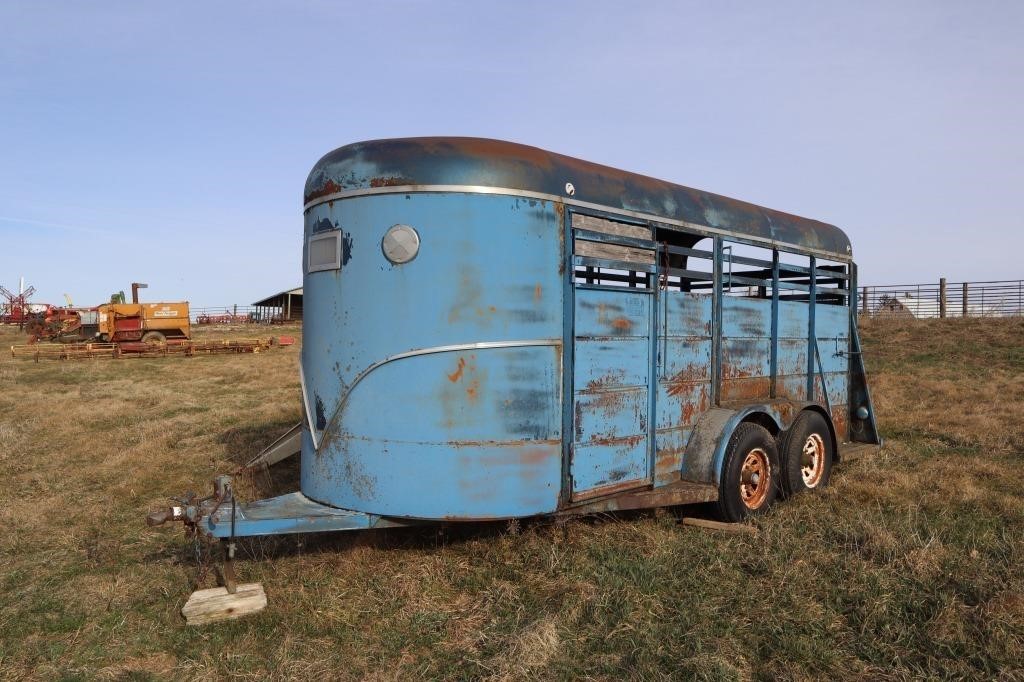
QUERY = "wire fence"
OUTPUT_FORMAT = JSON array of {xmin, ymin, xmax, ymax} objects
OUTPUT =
[
  {"xmin": 195, "ymin": 280, "xmax": 1024, "ymax": 324},
  {"xmin": 860, "ymin": 279, "xmax": 1024, "ymax": 318},
  {"xmin": 190, "ymin": 305, "xmax": 298, "ymax": 325}
]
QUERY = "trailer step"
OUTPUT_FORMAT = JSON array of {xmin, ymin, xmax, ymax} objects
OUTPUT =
[{"xmin": 243, "ymin": 422, "xmax": 302, "ymax": 470}]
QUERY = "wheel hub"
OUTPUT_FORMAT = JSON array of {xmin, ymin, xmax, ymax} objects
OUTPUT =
[
  {"xmin": 800, "ymin": 433, "xmax": 826, "ymax": 488},
  {"xmin": 739, "ymin": 448, "xmax": 770, "ymax": 509}
]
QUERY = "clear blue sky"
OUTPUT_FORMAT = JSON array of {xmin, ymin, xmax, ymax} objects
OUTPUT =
[{"xmin": 2, "ymin": 1, "xmax": 1022, "ymax": 308}]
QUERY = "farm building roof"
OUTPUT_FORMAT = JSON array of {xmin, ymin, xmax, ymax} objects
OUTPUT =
[{"xmin": 252, "ymin": 288, "xmax": 302, "ymax": 308}]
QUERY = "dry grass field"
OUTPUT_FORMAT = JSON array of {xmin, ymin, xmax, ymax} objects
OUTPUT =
[{"xmin": 1, "ymin": 318, "xmax": 1022, "ymax": 680}]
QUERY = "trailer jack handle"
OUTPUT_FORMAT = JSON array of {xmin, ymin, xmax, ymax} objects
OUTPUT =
[{"xmin": 217, "ymin": 497, "xmax": 238, "ymax": 594}]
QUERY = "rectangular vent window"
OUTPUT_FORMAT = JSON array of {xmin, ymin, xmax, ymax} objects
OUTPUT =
[{"xmin": 308, "ymin": 230, "xmax": 342, "ymax": 272}]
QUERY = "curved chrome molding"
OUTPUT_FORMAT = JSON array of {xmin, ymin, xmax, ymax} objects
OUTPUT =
[
  {"xmin": 303, "ymin": 184, "xmax": 853, "ymax": 263},
  {"xmin": 313, "ymin": 339, "xmax": 562, "ymax": 452}
]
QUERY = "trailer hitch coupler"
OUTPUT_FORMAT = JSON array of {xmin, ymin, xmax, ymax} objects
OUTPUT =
[{"xmin": 146, "ymin": 506, "xmax": 187, "ymax": 527}]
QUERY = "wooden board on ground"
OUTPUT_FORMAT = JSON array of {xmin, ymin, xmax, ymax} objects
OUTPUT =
[
  {"xmin": 839, "ymin": 442, "xmax": 882, "ymax": 462},
  {"xmin": 681, "ymin": 517, "xmax": 758, "ymax": 535},
  {"xmin": 181, "ymin": 583, "xmax": 267, "ymax": 625}
]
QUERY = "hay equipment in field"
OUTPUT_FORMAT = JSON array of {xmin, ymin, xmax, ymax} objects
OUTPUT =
[
  {"xmin": 1, "ymin": 279, "xmax": 45, "ymax": 326},
  {"xmin": 23, "ymin": 281, "xmax": 191, "ymax": 344},
  {"xmin": 10, "ymin": 336, "xmax": 294, "ymax": 361}
]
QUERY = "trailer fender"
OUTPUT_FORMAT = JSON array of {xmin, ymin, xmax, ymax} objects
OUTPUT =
[{"xmin": 681, "ymin": 402, "xmax": 818, "ymax": 487}]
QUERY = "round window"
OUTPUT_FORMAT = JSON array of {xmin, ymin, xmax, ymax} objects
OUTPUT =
[{"xmin": 381, "ymin": 224, "xmax": 420, "ymax": 264}]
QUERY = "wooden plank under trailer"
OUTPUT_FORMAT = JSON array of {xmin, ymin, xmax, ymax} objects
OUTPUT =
[{"xmin": 9, "ymin": 338, "xmax": 288, "ymax": 361}]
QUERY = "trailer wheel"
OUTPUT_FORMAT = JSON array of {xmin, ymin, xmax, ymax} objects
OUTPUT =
[
  {"xmin": 778, "ymin": 411, "xmax": 833, "ymax": 497},
  {"xmin": 141, "ymin": 331, "xmax": 166, "ymax": 345},
  {"xmin": 717, "ymin": 423, "xmax": 780, "ymax": 522}
]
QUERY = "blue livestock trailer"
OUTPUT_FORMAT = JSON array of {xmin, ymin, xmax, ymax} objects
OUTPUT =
[{"xmin": 150, "ymin": 138, "xmax": 880, "ymax": 573}]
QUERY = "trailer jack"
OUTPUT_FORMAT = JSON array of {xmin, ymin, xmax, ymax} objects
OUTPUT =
[{"xmin": 147, "ymin": 474, "xmax": 418, "ymax": 623}]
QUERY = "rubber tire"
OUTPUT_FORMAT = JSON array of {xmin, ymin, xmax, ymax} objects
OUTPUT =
[
  {"xmin": 716, "ymin": 423, "xmax": 781, "ymax": 522},
  {"xmin": 141, "ymin": 331, "xmax": 166, "ymax": 344},
  {"xmin": 778, "ymin": 410, "xmax": 834, "ymax": 497}
]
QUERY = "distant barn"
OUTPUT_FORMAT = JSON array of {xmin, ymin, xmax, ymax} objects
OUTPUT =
[{"xmin": 252, "ymin": 287, "xmax": 302, "ymax": 322}]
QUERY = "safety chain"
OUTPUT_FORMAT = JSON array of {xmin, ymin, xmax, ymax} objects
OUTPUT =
[{"xmin": 186, "ymin": 524, "xmax": 212, "ymax": 586}]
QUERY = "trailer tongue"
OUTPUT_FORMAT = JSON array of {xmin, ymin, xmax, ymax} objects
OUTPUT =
[{"xmin": 146, "ymin": 476, "xmax": 414, "ymax": 540}]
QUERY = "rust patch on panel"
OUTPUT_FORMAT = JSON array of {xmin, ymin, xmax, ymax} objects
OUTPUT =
[
  {"xmin": 568, "ymin": 479, "xmax": 718, "ymax": 514},
  {"xmin": 450, "ymin": 438, "xmax": 560, "ymax": 450},
  {"xmin": 443, "ymin": 354, "xmax": 481, "ymax": 403},
  {"xmin": 520, "ymin": 447, "xmax": 555, "ymax": 465},
  {"xmin": 721, "ymin": 357, "xmax": 762, "ymax": 380},
  {"xmin": 465, "ymin": 375, "xmax": 480, "ymax": 402},
  {"xmin": 684, "ymin": 386, "xmax": 710, "ymax": 426},
  {"xmin": 655, "ymin": 445, "xmax": 685, "ymax": 483},
  {"xmin": 776, "ymin": 401, "xmax": 796, "ymax": 425},
  {"xmin": 369, "ymin": 175, "xmax": 412, "ymax": 188},
  {"xmin": 610, "ymin": 317, "xmax": 633, "ymax": 332},
  {"xmin": 305, "ymin": 178, "xmax": 344, "ymax": 202},
  {"xmin": 831, "ymin": 405, "xmax": 849, "ymax": 443},
  {"xmin": 587, "ymin": 390, "xmax": 629, "ymax": 416},
  {"xmin": 682, "ymin": 400, "xmax": 697, "ymax": 424},
  {"xmin": 571, "ymin": 478, "xmax": 647, "ymax": 502},
  {"xmin": 721, "ymin": 377, "xmax": 772, "ymax": 401},
  {"xmin": 666, "ymin": 364, "xmax": 707, "ymax": 396},
  {"xmin": 534, "ymin": 283, "xmax": 543, "ymax": 302},
  {"xmin": 447, "ymin": 357, "xmax": 466, "ymax": 382},
  {"xmin": 582, "ymin": 371, "xmax": 629, "ymax": 394},
  {"xmin": 588, "ymin": 433, "xmax": 645, "ymax": 448}
]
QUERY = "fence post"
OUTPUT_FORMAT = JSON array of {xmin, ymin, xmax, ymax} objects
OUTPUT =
[
  {"xmin": 962, "ymin": 283, "xmax": 968, "ymax": 318},
  {"xmin": 862, "ymin": 286, "xmax": 868, "ymax": 314},
  {"xmin": 939, "ymin": 278, "xmax": 947, "ymax": 318}
]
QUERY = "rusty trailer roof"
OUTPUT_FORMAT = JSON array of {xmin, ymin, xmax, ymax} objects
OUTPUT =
[{"xmin": 304, "ymin": 137, "xmax": 852, "ymax": 259}]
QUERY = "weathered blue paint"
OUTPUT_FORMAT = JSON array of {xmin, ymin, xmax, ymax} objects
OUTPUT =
[
  {"xmin": 654, "ymin": 292, "xmax": 712, "ymax": 483},
  {"xmin": 814, "ymin": 303, "xmax": 850, "ymax": 412},
  {"xmin": 160, "ymin": 138, "xmax": 880, "ymax": 541},
  {"xmin": 301, "ymin": 192, "xmax": 564, "ymax": 520},
  {"xmin": 571, "ymin": 285, "xmax": 652, "ymax": 497}
]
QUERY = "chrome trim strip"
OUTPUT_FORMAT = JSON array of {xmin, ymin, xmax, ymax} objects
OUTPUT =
[
  {"xmin": 379, "ymin": 339, "xmax": 559, "ymax": 364},
  {"xmin": 303, "ymin": 184, "xmax": 852, "ymax": 262},
  {"xmin": 316, "ymin": 339, "xmax": 562, "ymax": 452}
]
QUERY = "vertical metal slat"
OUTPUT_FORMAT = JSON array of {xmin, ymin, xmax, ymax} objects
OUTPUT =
[
  {"xmin": 770, "ymin": 250, "xmax": 779, "ymax": 399},
  {"xmin": 712, "ymin": 237, "xmax": 723, "ymax": 407},
  {"xmin": 807, "ymin": 255, "xmax": 817, "ymax": 401}
]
